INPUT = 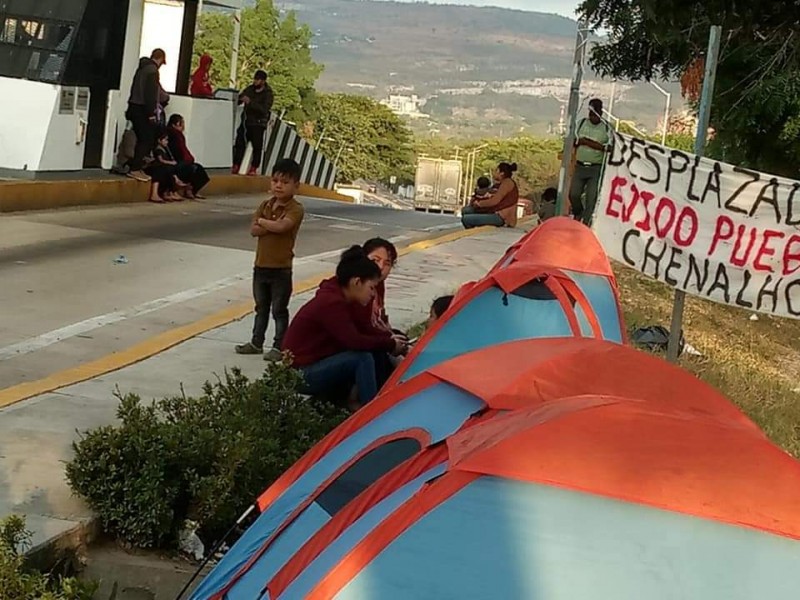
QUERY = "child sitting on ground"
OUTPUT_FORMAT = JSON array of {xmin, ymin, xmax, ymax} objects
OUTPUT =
[
  {"xmin": 146, "ymin": 129, "xmax": 188, "ymax": 203},
  {"xmin": 425, "ymin": 295, "xmax": 454, "ymax": 331},
  {"xmin": 538, "ymin": 187, "xmax": 558, "ymax": 222}
]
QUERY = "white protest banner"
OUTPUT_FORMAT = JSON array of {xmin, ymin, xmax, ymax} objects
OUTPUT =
[{"xmin": 592, "ymin": 132, "xmax": 800, "ymax": 319}]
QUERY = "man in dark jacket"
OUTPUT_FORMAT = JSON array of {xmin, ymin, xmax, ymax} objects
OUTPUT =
[
  {"xmin": 126, "ymin": 48, "xmax": 167, "ymax": 182},
  {"xmin": 232, "ymin": 69, "xmax": 275, "ymax": 176}
]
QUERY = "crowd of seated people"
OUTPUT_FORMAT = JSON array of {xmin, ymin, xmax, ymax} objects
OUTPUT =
[{"xmin": 281, "ymin": 244, "xmax": 455, "ymax": 410}]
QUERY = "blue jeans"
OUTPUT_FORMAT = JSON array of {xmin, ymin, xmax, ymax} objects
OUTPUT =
[
  {"xmin": 461, "ymin": 205, "xmax": 505, "ymax": 229},
  {"xmin": 299, "ymin": 351, "xmax": 378, "ymax": 405}
]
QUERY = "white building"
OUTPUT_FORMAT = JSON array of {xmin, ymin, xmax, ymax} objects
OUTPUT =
[
  {"xmin": 381, "ymin": 94, "xmax": 428, "ymax": 119},
  {"xmin": 0, "ymin": 0, "xmax": 344, "ymax": 186}
]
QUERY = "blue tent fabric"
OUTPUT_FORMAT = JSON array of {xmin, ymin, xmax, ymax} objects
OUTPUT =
[
  {"xmin": 563, "ymin": 270, "xmax": 623, "ymax": 343},
  {"xmin": 272, "ymin": 464, "xmax": 448, "ymax": 600},
  {"xmin": 190, "ymin": 384, "xmax": 482, "ymax": 599},
  {"xmin": 400, "ymin": 287, "xmax": 574, "ymax": 382},
  {"xmin": 333, "ymin": 478, "xmax": 800, "ymax": 600}
]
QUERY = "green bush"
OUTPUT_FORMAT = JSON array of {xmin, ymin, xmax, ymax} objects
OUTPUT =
[
  {"xmin": 66, "ymin": 364, "xmax": 347, "ymax": 549},
  {"xmin": 0, "ymin": 516, "xmax": 97, "ymax": 600}
]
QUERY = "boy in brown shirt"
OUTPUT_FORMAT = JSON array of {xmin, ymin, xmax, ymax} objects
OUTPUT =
[{"xmin": 236, "ymin": 158, "xmax": 305, "ymax": 361}]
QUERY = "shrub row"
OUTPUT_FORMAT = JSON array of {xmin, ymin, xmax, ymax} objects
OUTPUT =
[{"xmin": 66, "ymin": 364, "xmax": 347, "ymax": 549}]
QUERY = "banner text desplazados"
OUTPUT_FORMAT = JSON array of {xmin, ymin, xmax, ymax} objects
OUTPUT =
[{"xmin": 592, "ymin": 133, "xmax": 800, "ymax": 318}]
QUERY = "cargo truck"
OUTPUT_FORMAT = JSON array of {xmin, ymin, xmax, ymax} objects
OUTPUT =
[{"xmin": 413, "ymin": 158, "xmax": 463, "ymax": 214}]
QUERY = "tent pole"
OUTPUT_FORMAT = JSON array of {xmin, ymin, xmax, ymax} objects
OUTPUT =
[{"xmin": 173, "ymin": 502, "xmax": 257, "ymax": 600}]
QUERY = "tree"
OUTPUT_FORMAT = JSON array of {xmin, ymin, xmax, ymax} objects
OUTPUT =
[
  {"xmin": 311, "ymin": 93, "xmax": 416, "ymax": 184},
  {"xmin": 193, "ymin": 0, "xmax": 322, "ymax": 123},
  {"xmin": 579, "ymin": 0, "xmax": 800, "ymax": 177}
]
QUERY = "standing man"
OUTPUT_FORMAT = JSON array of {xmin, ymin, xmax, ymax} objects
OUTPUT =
[
  {"xmin": 126, "ymin": 48, "xmax": 167, "ymax": 183},
  {"xmin": 232, "ymin": 69, "xmax": 275, "ymax": 176},
  {"xmin": 569, "ymin": 98, "xmax": 611, "ymax": 225},
  {"xmin": 235, "ymin": 158, "xmax": 305, "ymax": 361}
]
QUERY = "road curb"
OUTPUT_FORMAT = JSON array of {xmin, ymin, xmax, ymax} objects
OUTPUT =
[
  {"xmin": 0, "ymin": 225, "xmax": 491, "ymax": 410},
  {"xmin": 0, "ymin": 175, "xmax": 352, "ymax": 213}
]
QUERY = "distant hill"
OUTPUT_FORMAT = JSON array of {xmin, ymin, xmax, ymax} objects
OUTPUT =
[{"xmin": 274, "ymin": 0, "xmax": 679, "ymax": 136}]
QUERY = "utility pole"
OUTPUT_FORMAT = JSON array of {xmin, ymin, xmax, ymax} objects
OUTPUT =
[
  {"xmin": 666, "ymin": 25, "xmax": 722, "ymax": 363},
  {"xmin": 229, "ymin": 8, "xmax": 242, "ymax": 89},
  {"xmin": 555, "ymin": 18, "xmax": 590, "ymax": 217}
]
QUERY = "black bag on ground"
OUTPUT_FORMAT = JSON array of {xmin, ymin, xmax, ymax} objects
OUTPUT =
[{"xmin": 631, "ymin": 325, "xmax": 685, "ymax": 355}]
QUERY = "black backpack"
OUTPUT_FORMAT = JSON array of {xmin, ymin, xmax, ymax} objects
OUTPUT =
[{"xmin": 631, "ymin": 325, "xmax": 685, "ymax": 355}]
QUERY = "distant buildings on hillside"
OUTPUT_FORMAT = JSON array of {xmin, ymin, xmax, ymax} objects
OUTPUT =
[{"xmin": 381, "ymin": 94, "xmax": 429, "ymax": 118}]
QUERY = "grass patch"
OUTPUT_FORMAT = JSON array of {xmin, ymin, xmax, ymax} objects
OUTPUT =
[{"xmin": 615, "ymin": 265, "xmax": 800, "ymax": 458}]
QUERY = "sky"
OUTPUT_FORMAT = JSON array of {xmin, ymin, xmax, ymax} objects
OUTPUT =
[{"xmin": 383, "ymin": 0, "xmax": 580, "ymax": 18}]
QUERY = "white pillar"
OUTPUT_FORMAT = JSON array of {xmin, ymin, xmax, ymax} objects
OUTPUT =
[{"xmin": 229, "ymin": 9, "xmax": 242, "ymax": 89}]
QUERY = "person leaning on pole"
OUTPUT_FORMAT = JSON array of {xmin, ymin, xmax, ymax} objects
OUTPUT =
[{"xmin": 569, "ymin": 98, "xmax": 612, "ymax": 225}]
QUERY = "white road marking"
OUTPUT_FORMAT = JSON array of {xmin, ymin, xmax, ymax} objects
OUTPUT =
[
  {"xmin": 307, "ymin": 212, "xmax": 384, "ymax": 227},
  {"xmin": 0, "ymin": 274, "xmax": 251, "ymax": 361},
  {"xmin": 0, "ymin": 235, "xmax": 415, "ymax": 361}
]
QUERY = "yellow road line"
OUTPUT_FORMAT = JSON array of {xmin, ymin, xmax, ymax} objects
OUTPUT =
[{"xmin": 0, "ymin": 225, "xmax": 491, "ymax": 409}]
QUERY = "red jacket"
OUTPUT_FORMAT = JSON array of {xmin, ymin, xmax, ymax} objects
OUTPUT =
[
  {"xmin": 190, "ymin": 54, "xmax": 214, "ymax": 98},
  {"xmin": 351, "ymin": 280, "xmax": 391, "ymax": 334},
  {"xmin": 168, "ymin": 128, "xmax": 194, "ymax": 164},
  {"xmin": 283, "ymin": 278, "xmax": 395, "ymax": 367}
]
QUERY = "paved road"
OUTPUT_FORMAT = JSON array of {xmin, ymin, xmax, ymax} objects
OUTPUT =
[{"xmin": 0, "ymin": 195, "xmax": 459, "ymax": 389}]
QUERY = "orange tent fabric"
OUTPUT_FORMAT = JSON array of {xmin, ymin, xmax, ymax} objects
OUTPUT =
[
  {"xmin": 448, "ymin": 398, "xmax": 800, "ymax": 541},
  {"xmin": 491, "ymin": 216, "xmax": 616, "ymax": 276},
  {"xmin": 427, "ymin": 337, "xmax": 759, "ymax": 431}
]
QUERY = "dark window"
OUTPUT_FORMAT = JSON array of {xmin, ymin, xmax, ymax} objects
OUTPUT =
[
  {"xmin": 0, "ymin": 0, "xmax": 128, "ymax": 86},
  {"xmin": 315, "ymin": 438, "xmax": 422, "ymax": 517},
  {"xmin": 511, "ymin": 278, "xmax": 557, "ymax": 301}
]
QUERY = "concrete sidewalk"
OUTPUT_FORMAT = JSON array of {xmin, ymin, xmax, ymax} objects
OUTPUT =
[{"xmin": 0, "ymin": 225, "xmax": 527, "ymax": 555}]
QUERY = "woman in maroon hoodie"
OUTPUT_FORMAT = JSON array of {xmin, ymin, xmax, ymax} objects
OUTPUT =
[
  {"xmin": 167, "ymin": 114, "xmax": 210, "ymax": 198},
  {"xmin": 283, "ymin": 246, "xmax": 405, "ymax": 409}
]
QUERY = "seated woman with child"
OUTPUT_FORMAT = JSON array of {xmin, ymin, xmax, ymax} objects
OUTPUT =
[
  {"xmin": 282, "ymin": 246, "xmax": 408, "ymax": 411},
  {"xmin": 167, "ymin": 114, "xmax": 210, "ymax": 199},
  {"xmin": 461, "ymin": 161, "xmax": 520, "ymax": 229}
]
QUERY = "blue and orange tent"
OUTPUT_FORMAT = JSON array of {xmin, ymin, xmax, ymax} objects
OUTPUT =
[
  {"xmin": 189, "ymin": 218, "xmax": 800, "ymax": 599},
  {"xmin": 387, "ymin": 217, "xmax": 626, "ymax": 386}
]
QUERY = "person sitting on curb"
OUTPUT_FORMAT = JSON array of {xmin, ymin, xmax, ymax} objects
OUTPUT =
[
  {"xmin": 538, "ymin": 187, "xmax": 558, "ymax": 222},
  {"xmin": 461, "ymin": 162, "xmax": 520, "ymax": 229},
  {"xmin": 352, "ymin": 237, "xmax": 408, "ymax": 387},
  {"xmin": 282, "ymin": 246, "xmax": 407, "ymax": 412},
  {"xmin": 145, "ymin": 128, "xmax": 187, "ymax": 203},
  {"xmin": 235, "ymin": 158, "xmax": 305, "ymax": 361},
  {"xmin": 167, "ymin": 114, "xmax": 210, "ymax": 199}
]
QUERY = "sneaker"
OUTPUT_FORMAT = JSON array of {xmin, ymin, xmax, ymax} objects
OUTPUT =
[
  {"xmin": 263, "ymin": 348, "xmax": 284, "ymax": 362},
  {"xmin": 231, "ymin": 164, "xmax": 240, "ymax": 175},
  {"xmin": 247, "ymin": 166, "xmax": 258, "ymax": 177},
  {"xmin": 235, "ymin": 342, "xmax": 263, "ymax": 355},
  {"xmin": 127, "ymin": 170, "xmax": 151, "ymax": 182}
]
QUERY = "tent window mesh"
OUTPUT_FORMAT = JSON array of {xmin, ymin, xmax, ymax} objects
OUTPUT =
[{"xmin": 315, "ymin": 438, "xmax": 422, "ymax": 517}]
